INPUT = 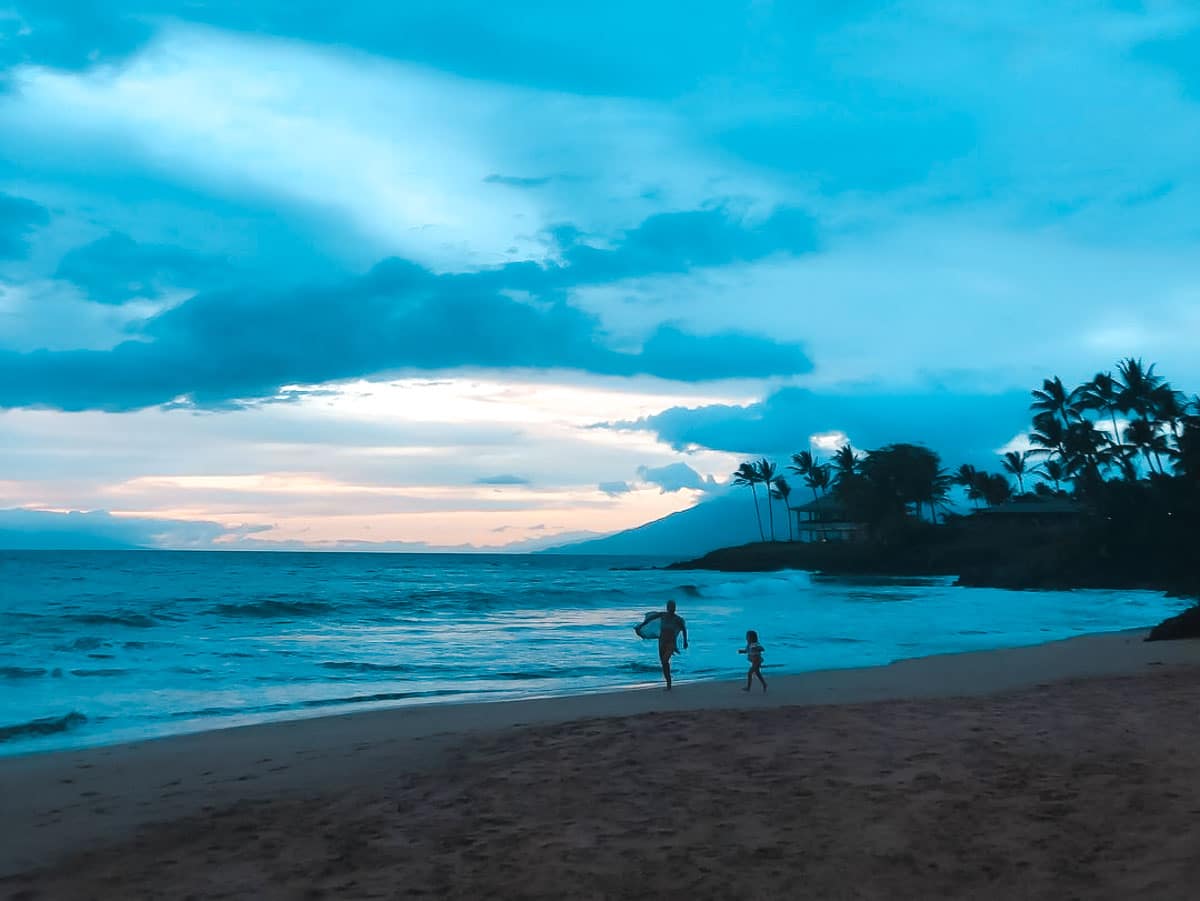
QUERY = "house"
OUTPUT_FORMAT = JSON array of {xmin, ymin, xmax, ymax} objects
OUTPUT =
[
  {"xmin": 969, "ymin": 497, "xmax": 1084, "ymax": 527},
  {"xmin": 790, "ymin": 496, "xmax": 868, "ymax": 542}
]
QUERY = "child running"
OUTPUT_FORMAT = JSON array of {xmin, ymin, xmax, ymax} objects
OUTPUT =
[{"xmin": 738, "ymin": 630, "xmax": 766, "ymax": 693}]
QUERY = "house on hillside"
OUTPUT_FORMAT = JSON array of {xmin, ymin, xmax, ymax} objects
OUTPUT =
[
  {"xmin": 791, "ymin": 496, "xmax": 868, "ymax": 542},
  {"xmin": 969, "ymin": 497, "xmax": 1084, "ymax": 527}
]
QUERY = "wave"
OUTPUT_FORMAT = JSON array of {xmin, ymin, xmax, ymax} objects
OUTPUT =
[
  {"xmin": 319, "ymin": 661, "xmax": 415, "ymax": 674},
  {"xmin": 210, "ymin": 599, "xmax": 338, "ymax": 618},
  {"xmin": 170, "ymin": 688, "xmax": 474, "ymax": 720},
  {"xmin": 69, "ymin": 668, "xmax": 129, "ymax": 677},
  {"xmin": 67, "ymin": 613, "xmax": 159, "ymax": 628},
  {"xmin": 400, "ymin": 588, "xmax": 505, "ymax": 608},
  {"xmin": 0, "ymin": 711, "xmax": 87, "ymax": 744},
  {"xmin": 56, "ymin": 637, "xmax": 108, "ymax": 651},
  {"xmin": 297, "ymin": 688, "xmax": 469, "ymax": 708},
  {"xmin": 0, "ymin": 666, "xmax": 47, "ymax": 679},
  {"xmin": 620, "ymin": 661, "xmax": 664, "ymax": 674},
  {"xmin": 687, "ymin": 571, "xmax": 814, "ymax": 601}
]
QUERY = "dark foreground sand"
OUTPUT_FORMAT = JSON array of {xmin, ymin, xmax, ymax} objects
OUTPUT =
[{"xmin": 3, "ymin": 631, "xmax": 1200, "ymax": 899}]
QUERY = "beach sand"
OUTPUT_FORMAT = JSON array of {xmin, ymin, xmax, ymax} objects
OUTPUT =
[{"xmin": 3, "ymin": 630, "xmax": 1200, "ymax": 899}]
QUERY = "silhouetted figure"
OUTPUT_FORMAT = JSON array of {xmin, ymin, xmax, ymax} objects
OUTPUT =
[
  {"xmin": 655, "ymin": 600, "xmax": 688, "ymax": 690},
  {"xmin": 739, "ymin": 630, "xmax": 766, "ymax": 693}
]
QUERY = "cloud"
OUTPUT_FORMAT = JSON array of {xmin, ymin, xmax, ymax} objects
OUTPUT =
[
  {"xmin": 1, "ymin": 1, "xmax": 154, "ymax": 80},
  {"xmin": 483, "ymin": 173, "xmax": 554, "ymax": 188},
  {"xmin": 598, "ymin": 480, "xmax": 631, "ymax": 495},
  {"xmin": 1, "ymin": 1, "xmax": 825, "ymax": 99},
  {"xmin": 0, "ymin": 193, "xmax": 49, "ymax": 258},
  {"xmin": 617, "ymin": 386, "xmax": 1033, "ymax": 469},
  {"xmin": 636, "ymin": 462, "xmax": 717, "ymax": 493},
  {"xmin": 0, "ymin": 206, "xmax": 814, "ymax": 411},
  {"xmin": 54, "ymin": 232, "xmax": 227, "ymax": 304},
  {"xmin": 0, "ymin": 507, "xmax": 268, "ymax": 549},
  {"xmin": 473, "ymin": 474, "xmax": 531, "ymax": 485},
  {"xmin": 549, "ymin": 205, "xmax": 817, "ymax": 285}
]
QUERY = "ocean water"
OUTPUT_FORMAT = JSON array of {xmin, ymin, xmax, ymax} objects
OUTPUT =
[{"xmin": 0, "ymin": 550, "xmax": 1187, "ymax": 756}]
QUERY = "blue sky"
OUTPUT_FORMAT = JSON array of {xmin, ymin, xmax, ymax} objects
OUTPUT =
[{"xmin": 1, "ymin": 1, "xmax": 1199, "ymax": 548}]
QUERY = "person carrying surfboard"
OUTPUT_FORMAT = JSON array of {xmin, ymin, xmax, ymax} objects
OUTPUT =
[{"xmin": 634, "ymin": 600, "xmax": 688, "ymax": 691}]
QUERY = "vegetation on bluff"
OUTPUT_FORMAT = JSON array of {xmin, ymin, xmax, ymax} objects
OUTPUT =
[{"xmin": 674, "ymin": 358, "xmax": 1200, "ymax": 633}]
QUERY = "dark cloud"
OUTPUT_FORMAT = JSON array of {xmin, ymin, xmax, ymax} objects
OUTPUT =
[
  {"xmin": 473, "ymin": 474, "xmax": 530, "ymax": 485},
  {"xmin": 598, "ymin": 480, "xmax": 631, "ymax": 495},
  {"xmin": 618, "ymin": 386, "xmax": 1032, "ymax": 469},
  {"xmin": 2, "ymin": 206, "xmax": 815, "ymax": 411},
  {"xmin": 55, "ymin": 232, "xmax": 227, "ymax": 304},
  {"xmin": 0, "ymin": 193, "xmax": 49, "ymax": 258},
  {"xmin": 3, "ymin": 1, "xmax": 153, "ymax": 81},
  {"xmin": 552, "ymin": 205, "xmax": 817, "ymax": 284},
  {"xmin": 2, "ymin": 1, "xmax": 821, "ymax": 99},
  {"xmin": 0, "ymin": 507, "xmax": 267, "ymax": 550},
  {"xmin": 636, "ymin": 462, "xmax": 716, "ymax": 493},
  {"xmin": 483, "ymin": 174, "xmax": 554, "ymax": 188}
]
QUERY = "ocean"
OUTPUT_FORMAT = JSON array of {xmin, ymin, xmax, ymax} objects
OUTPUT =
[{"xmin": 0, "ymin": 550, "xmax": 1187, "ymax": 756}]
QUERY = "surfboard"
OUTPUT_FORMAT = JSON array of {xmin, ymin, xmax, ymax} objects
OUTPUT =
[{"xmin": 634, "ymin": 611, "xmax": 664, "ymax": 640}]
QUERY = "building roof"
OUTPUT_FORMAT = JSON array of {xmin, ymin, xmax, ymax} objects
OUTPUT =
[
  {"xmin": 973, "ymin": 497, "xmax": 1083, "ymax": 517},
  {"xmin": 790, "ymin": 495, "xmax": 848, "ymax": 515}
]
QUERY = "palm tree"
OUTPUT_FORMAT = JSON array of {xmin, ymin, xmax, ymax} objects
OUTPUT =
[
  {"xmin": 1151, "ymin": 383, "xmax": 1187, "ymax": 441},
  {"xmin": 731, "ymin": 462, "xmax": 765, "ymax": 542},
  {"xmin": 1115, "ymin": 357, "xmax": 1164, "ymax": 422},
  {"xmin": 771, "ymin": 476, "xmax": 794, "ymax": 541},
  {"xmin": 804, "ymin": 463, "xmax": 831, "ymax": 503},
  {"xmin": 915, "ymin": 467, "xmax": 954, "ymax": 523},
  {"xmin": 1079, "ymin": 371, "xmax": 1122, "ymax": 443},
  {"xmin": 1028, "ymin": 412, "xmax": 1067, "ymax": 462},
  {"xmin": 1122, "ymin": 418, "xmax": 1170, "ymax": 475},
  {"xmin": 1033, "ymin": 458, "xmax": 1065, "ymax": 494},
  {"xmin": 980, "ymin": 473, "xmax": 1012, "ymax": 507},
  {"xmin": 1001, "ymin": 450, "xmax": 1031, "ymax": 495},
  {"xmin": 1031, "ymin": 376, "xmax": 1081, "ymax": 426},
  {"xmin": 1062, "ymin": 419, "xmax": 1112, "ymax": 486},
  {"xmin": 789, "ymin": 451, "xmax": 816, "ymax": 479},
  {"xmin": 754, "ymin": 458, "xmax": 779, "ymax": 541},
  {"xmin": 952, "ymin": 463, "xmax": 983, "ymax": 506},
  {"xmin": 1173, "ymin": 412, "xmax": 1200, "ymax": 479},
  {"xmin": 830, "ymin": 444, "xmax": 860, "ymax": 487}
]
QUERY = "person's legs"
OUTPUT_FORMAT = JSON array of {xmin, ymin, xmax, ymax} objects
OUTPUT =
[
  {"xmin": 659, "ymin": 646, "xmax": 673, "ymax": 690},
  {"xmin": 743, "ymin": 666, "xmax": 752, "ymax": 691},
  {"xmin": 752, "ymin": 662, "xmax": 767, "ymax": 692}
]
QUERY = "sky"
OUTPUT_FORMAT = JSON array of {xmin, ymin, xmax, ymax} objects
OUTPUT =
[{"xmin": 1, "ymin": 1, "xmax": 1199, "ymax": 550}]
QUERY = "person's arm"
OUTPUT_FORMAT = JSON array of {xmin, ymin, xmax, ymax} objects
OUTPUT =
[{"xmin": 681, "ymin": 619, "xmax": 688, "ymax": 649}]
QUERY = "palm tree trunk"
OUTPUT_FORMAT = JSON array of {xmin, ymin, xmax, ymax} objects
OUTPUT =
[
  {"xmin": 749, "ymin": 484, "xmax": 765, "ymax": 542},
  {"xmin": 766, "ymin": 490, "xmax": 776, "ymax": 542},
  {"xmin": 785, "ymin": 504, "xmax": 794, "ymax": 542}
]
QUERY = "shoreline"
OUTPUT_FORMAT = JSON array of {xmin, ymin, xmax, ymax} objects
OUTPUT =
[{"xmin": 4, "ymin": 627, "xmax": 1200, "ymax": 880}]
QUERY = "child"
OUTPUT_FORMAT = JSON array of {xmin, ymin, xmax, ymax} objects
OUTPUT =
[{"xmin": 738, "ymin": 630, "xmax": 766, "ymax": 693}]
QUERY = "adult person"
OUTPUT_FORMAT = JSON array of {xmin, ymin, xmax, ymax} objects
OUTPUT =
[{"xmin": 638, "ymin": 600, "xmax": 688, "ymax": 690}]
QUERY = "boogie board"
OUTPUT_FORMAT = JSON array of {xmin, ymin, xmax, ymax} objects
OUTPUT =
[
  {"xmin": 634, "ymin": 611, "xmax": 682, "ymax": 654},
  {"xmin": 634, "ymin": 611, "xmax": 664, "ymax": 640}
]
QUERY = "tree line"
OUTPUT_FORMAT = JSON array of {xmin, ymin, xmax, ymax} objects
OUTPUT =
[{"xmin": 731, "ymin": 357, "xmax": 1200, "ymax": 541}]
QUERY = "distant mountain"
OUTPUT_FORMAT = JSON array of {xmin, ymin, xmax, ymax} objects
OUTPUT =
[{"xmin": 540, "ymin": 490, "xmax": 767, "ymax": 558}]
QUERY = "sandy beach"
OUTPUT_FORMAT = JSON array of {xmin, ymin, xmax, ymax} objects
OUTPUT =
[{"xmin": 3, "ymin": 629, "xmax": 1200, "ymax": 899}]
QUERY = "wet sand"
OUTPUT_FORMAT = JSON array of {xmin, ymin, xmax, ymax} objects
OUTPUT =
[{"xmin": 3, "ymin": 630, "xmax": 1200, "ymax": 899}]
